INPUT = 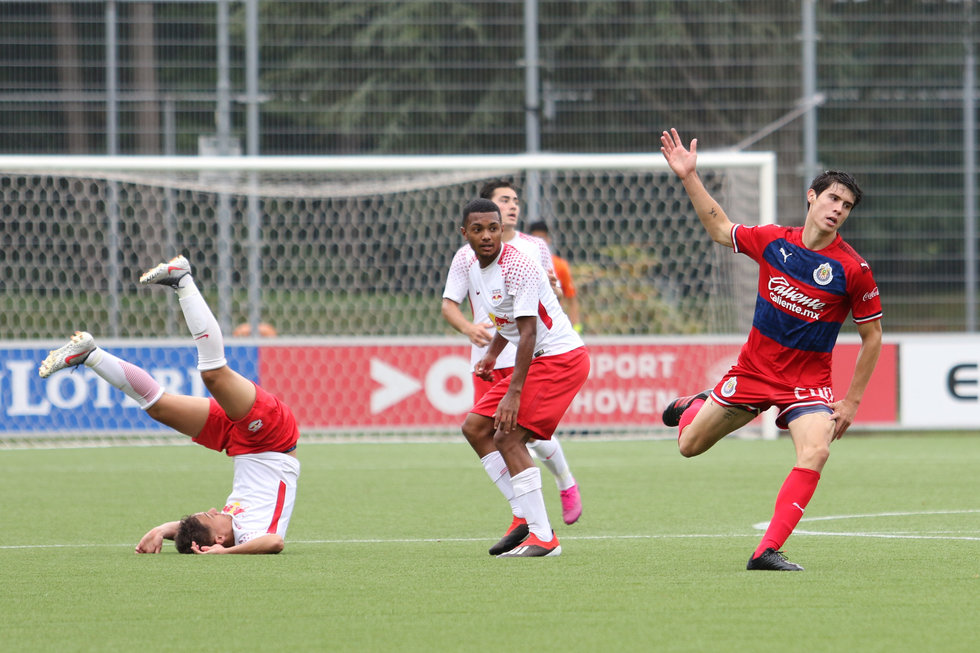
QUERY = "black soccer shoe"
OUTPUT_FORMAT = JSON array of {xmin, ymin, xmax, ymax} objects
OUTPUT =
[
  {"xmin": 496, "ymin": 531, "xmax": 561, "ymax": 557},
  {"xmin": 661, "ymin": 391, "xmax": 709, "ymax": 427},
  {"xmin": 488, "ymin": 517, "xmax": 530, "ymax": 556},
  {"xmin": 746, "ymin": 548, "xmax": 804, "ymax": 571}
]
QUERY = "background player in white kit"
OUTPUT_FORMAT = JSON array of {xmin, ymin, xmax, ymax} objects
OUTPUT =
[
  {"xmin": 39, "ymin": 255, "xmax": 300, "ymax": 555},
  {"xmin": 442, "ymin": 180, "xmax": 583, "ymax": 533},
  {"xmin": 457, "ymin": 198, "xmax": 590, "ymax": 557}
]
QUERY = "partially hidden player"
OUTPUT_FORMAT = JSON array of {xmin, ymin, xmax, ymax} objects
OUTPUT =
[
  {"xmin": 659, "ymin": 128, "xmax": 883, "ymax": 571},
  {"xmin": 39, "ymin": 255, "xmax": 300, "ymax": 555}
]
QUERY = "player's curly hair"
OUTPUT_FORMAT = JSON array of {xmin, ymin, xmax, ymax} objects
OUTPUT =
[
  {"xmin": 462, "ymin": 198, "xmax": 501, "ymax": 226},
  {"xmin": 174, "ymin": 514, "xmax": 215, "ymax": 554}
]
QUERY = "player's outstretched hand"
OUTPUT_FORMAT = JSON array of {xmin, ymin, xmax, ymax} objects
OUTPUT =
[
  {"xmin": 135, "ymin": 529, "xmax": 164, "ymax": 554},
  {"xmin": 660, "ymin": 128, "xmax": 698, "ymax": 181}
]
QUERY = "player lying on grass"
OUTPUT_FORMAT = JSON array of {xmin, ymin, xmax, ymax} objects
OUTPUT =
[
  {"xmin": 39, "ymin": 255, "xmax": 300, "ymax": 555},
  {"xmin": 659, "ymin": 129, "xmax": 882, "ymax": 571}
]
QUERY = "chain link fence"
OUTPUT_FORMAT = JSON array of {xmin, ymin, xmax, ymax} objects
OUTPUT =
[{"xmin": 0, "ymin": 0, "xmax": 977, "ymax": 332}]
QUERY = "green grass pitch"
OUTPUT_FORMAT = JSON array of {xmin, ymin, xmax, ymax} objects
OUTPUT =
[{"xmin": 1, "ymin": 434, "xmax": 977, "ymax": 652}]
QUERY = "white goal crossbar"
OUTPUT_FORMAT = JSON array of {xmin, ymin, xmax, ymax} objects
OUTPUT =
[{"xmin": 0, "ymin": 151, "xmax": 777, "ymax": 227}]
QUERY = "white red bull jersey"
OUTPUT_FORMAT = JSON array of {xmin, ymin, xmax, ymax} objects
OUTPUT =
[
  {"xmin": 467, "ymin": 243, "xmax": 582, "ymax": 357},
  {"xmin": 222, "ymin": 451, "xmax": 300, "ymax": 545},
  {"xmin": 443, "ymin": 231, "xmax": 555, "ymax": 369}
]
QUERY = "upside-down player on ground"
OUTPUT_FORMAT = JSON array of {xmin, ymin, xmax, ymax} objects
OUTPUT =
[
  {"xmin": 39, "ymin": 255, "xmax": 300, "ymax": 555},
  {"xmin": 457, "ymin": 198, "xmax": 590, "ymax": 557},
  {"xmin": 442, "ymin": 180, "xmax": 583, "ymax": 537},
  {"xmin": 659, "ymin": 129, "xmax": 883, "ymax": 571}
]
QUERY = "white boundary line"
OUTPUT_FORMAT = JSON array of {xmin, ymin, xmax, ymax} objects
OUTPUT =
[
  {"xmin": 3, "ymin": 510, "xmax": 977, "ymax": 550},
  {"xmin": 753, "ymin": 508, "xmax": 980, "ymax": 541}
]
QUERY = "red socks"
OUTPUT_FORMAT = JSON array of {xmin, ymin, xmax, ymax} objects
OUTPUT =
[
  {"xmin": 754, "ymin": 466, "xmax": 820, "ymax": 557},
  {"xmin": 677, "ymin": 398, "xmax": 706, "ymax": 438}
]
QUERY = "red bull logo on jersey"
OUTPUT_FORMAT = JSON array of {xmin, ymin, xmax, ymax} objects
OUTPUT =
[
  {"xmin": 490, "ymin": 288, "xmax": 503, "ymax": 304},
  {"xmin": 223, "ymin": 502, "xmax": 246, "ymax": 516},
  {"xmin": 488, "ymin": 312, "xmax": 513, "ymax": 329}
]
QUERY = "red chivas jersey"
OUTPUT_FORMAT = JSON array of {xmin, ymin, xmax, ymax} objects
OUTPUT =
[{"xmin": 731, "ymin": 223, "xmax": 882, "ymax": 388}]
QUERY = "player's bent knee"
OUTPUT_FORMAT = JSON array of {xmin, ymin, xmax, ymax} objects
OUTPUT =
[
  {"xmin": 461, "ymin": 413, "xmax": 491, "ymax": 443},
  {"xmin": 677, "ymin": 431, "xmax": 706, "ymax": 458},
  {"xmin": 799, "ymin": 443, "xmax": 831, "ymax": 469}
]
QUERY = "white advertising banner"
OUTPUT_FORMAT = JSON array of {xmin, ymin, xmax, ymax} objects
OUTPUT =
[{"xmin": 900, "ymin": 336, "xmax": 980, "ymax": 428}]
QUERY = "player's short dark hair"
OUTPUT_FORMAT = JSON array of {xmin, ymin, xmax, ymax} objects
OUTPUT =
[
  {"xmin": 528, "ymin": 221, "xmax": 549, "ymax": 234},
  {"xmin": 479, "ymin": 179, "xmax": 517, "ymax": 199},
  {"xmin": 462, "ymin": 198, "xmax": 501, "ymax": 226},
  {"xmin": 809, "ymin": 170, "xmax": 863, "ymax": 209},
  {"xmin": 174, "ymin": 514, "xmax": 215, "ymax": 554}
]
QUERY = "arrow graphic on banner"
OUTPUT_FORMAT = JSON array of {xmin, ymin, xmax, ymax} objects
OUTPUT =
[{"xmin": 370, "ymin": 358, "xmax": 423, "ymax": 413}]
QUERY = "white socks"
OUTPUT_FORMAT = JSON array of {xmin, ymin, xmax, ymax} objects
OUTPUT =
[
  {"xmin": 175, "ymin": 276, "xmax": 227, "ymax": 371},
  {"xmin": 85, "ymin": 348, "xmax": 163, "ymax": 409},
  {"xmin": 481, "ymin": 451, "xmax": 523, "ymax": 518},
  {"xmin": 510, "ymin": 466, "xmax": 553, "ymax": 541},
  {"xmin": 527, "ymin": 438, "xmax": 576, "ymax": 491}
]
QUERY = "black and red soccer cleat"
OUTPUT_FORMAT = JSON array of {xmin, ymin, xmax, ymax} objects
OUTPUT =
[
  {"xmin": 497, "ymin": 530, "xmax": 561, "ymax": 557},
  {"xmin": 488, "ymin": 516, "xmax": 529, "ymax": 556},
  {"xmin": 661, "ymin": 391, "xmax": 709, "ymax": 427}
]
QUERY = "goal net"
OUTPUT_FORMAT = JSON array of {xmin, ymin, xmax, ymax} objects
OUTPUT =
[{"xmin": 0, "ymin": 152, "xmax": 776, "ymax": 443}]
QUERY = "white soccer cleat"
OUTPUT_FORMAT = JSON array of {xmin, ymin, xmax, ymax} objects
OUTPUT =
[
  {"xmin": 140, "ymin": 254, "xmax": 191, "ymax": 288},
  {"xmin": 39, "ymin": 331, "xmax": 96, "ymax": 378}
]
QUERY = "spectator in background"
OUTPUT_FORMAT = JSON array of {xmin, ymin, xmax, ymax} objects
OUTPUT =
[
  {"xmin": 232, "ymin": 321, "xmax": 278, "ymax": 338},
  {"xmin": 528, "ymin": 221, "xmax": 583, "ymax": 333}
]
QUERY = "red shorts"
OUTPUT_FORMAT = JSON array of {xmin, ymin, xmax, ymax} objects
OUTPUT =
[
  {"xmin": 710, "ymin": 369, "xmax": 834, "ymax": 430},
  {"xmin": 471, "ymin": 347, "xmax": 590, "ymax": 440},
  {"xmin": 193, "ymin": 383, "xmax": 300, "ymax": 456},
  {"xmin": 472, "ymin": 367, "xmax": 514, "ymax": 404}
]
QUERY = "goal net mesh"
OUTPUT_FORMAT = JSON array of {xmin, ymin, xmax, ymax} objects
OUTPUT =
[{"xmin": 0, "ymin": 156, "xmax": 770, "ymax": 340}]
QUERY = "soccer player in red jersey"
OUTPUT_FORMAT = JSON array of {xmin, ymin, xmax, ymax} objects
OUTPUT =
[
  {"xmin": 39, "ymin": 255, "xmax": 300, "ymax": 555},
  {"xmin": 659, "ymin": 129, "xmax": 883, "ymax": 571},
  {"xmin": 458, "ymin": 198, "xmax": 591, "ymax": 557}
]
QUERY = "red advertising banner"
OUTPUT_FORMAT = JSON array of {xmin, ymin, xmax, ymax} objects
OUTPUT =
[{"xmin": 259, "ymin": 338, "xmax": 898, "ymax": 432}]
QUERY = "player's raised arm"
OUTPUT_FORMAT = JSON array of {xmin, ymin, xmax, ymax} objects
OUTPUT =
[{"xmin": 660, "ymin": 128, "xmax": 735, "ymax": 248}]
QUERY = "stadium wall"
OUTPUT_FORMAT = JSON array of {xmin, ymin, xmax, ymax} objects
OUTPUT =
[{"xmin": 7, "ymin": 334, "xmax": 957, "ymax": 442}]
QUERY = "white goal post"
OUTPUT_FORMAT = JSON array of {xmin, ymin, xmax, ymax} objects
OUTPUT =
[{"xmin": 0, "ymin": 151, "xmax": 779, "ymax": 442}]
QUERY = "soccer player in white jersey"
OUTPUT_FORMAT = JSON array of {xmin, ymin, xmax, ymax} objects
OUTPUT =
[
  {"xmin": 39, "ymin": 255, "xmax": 300, "ymax": 555},
  {"xmin": 457, "ymin": 198, "xmax": 591, "ymax": 557},
  {"xmin": 442, "ymin": 180, "xmax": 583, "ymax": 531}
]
